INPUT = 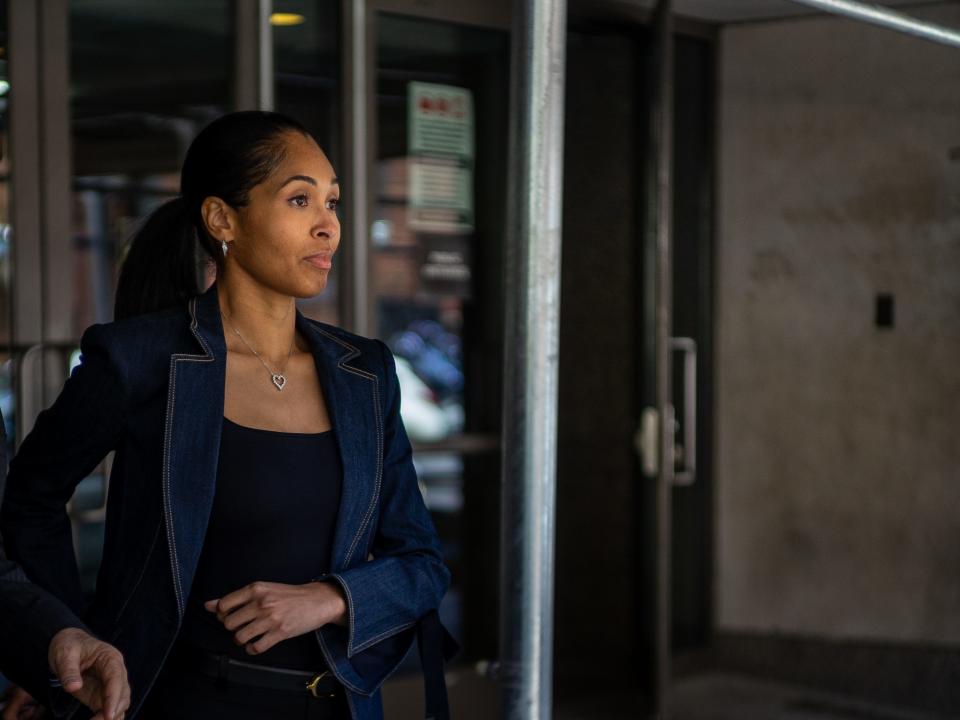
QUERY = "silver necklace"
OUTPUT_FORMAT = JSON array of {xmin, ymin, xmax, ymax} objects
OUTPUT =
[{"xmin": 222, "ymin": 310, "xmax": 295, "ymax": 391}]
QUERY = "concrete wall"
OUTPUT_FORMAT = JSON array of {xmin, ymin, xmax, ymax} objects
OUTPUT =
[{"xmin": 716, "ymin": 5, "xmax": 960, "ymax": 644}]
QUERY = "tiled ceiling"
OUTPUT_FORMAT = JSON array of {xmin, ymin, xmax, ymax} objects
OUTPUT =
[{"xmin": 628, "ymin": 0, "xmax": 947, "ymax": 23}]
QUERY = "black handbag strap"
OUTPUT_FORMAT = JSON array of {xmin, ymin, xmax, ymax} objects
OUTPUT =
[{"xmin": 416, "ymin": 608, "xmax": 461, "ymax": 720}]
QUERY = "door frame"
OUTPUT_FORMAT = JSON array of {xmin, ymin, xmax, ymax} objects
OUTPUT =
[{"xmin": 339, "ymin": 0, "xmax": 511, "ymax": 338}]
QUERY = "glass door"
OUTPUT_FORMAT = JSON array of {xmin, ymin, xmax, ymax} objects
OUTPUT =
[
  {"xmin": 369, "ymin": 7, "xmax": 509, "ymax": 713},
  {"xmin": 66, "ymin": 0, "xmax": 236, "ymax": 593}
]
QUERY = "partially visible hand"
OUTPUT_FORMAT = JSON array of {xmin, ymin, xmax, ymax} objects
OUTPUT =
[
  {"xmin": 205, "ymin": 580, "xmax": 348, "ymax": 656},
  {"xmin": 48, "ymin": 628, "xmax": 130, "ymax": 720},
  {"xmin": 1, "ymin": 686, "xmax": 38, "ymax": 720}
]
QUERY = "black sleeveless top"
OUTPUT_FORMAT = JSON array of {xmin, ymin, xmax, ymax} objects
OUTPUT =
[{"xmin": 177, "ymin": 416, "xmax": 342, "ymax": 670}]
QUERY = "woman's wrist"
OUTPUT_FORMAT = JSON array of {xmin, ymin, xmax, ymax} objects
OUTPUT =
[{"xmin": 310, "ymin": 580, "xmax": 348, "ymax": 627}]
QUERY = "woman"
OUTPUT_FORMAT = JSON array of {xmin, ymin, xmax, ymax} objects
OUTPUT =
[{"xmin": 0, "ymin": 111, "xmax": 457, "ymax": 720}]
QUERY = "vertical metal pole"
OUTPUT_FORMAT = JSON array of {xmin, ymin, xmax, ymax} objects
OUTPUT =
[
  {"xmin": 499, "ymin": 0, "xmax": 567, "ymax": 718},
  {"xmin": 8, "ymin": 0, "xmax": 45, "ymax": 448},
  {"xmin": 257, "ymin": 0, "xmax": 274, "ymax": 110},
  {"xmin": 234, "ymin": 0, "xmax": 274, "ymax": 111},
  {"xmin": 652, "ymin": 0, "xmax": 674, "ymax": 716},
  {"xmin": 80, "ymin": 191, "xmax": 111, "ymax": 325},
  {"xmin": 8, "ymin": 0, "xmax": 44, "ymax": 352},
  {"xmin": 38, "ymin": 0, "xmax": 72, "ymax": 351},
  {"xmin": 341, "ymin": 0, "xmax": 369, "ymax": 336}
]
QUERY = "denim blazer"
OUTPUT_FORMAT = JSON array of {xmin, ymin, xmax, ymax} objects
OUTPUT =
[{"xmin": 0, "ymin": 281, "xmax": 457, "ymax": 720}]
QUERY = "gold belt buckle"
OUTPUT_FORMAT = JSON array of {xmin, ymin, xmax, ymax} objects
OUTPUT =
[{"xmin": 306, "ymin": 670, "xmax": 332, "ymax": 699}]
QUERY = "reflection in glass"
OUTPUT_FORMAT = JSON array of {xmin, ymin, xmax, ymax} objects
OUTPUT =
[
  {"xmin": 0, "ymin": 0, "xmax": 11, "ymax": 460},
  {"xmin": 375, "ymin": 17, "xmax": 496, "ymax": 445},
  {"xmin": 273, "ymin": 0, "xmax": 342, "ymax": 325},
  {"xmin": 375, "ymin": 14, "xmax": 509, "ymax": 672},
  {"xmin": 70, "ymin": 0, "xmax": 232, "ymax": 333},
  {"xmin": 67, "ymin": 0, "xmax": 233, "ymax": 592}
]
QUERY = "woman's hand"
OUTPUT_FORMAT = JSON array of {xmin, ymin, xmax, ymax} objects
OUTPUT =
[{"xmin": 204, "ymin": 581, "xmax": 348, "ymax": 656}]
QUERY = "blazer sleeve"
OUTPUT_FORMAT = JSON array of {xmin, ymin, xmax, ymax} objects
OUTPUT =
[
  {"xmin": 0, "ymin": 323, "xmax": 128, "ymax": 615},
  {"xmin": 319, "ymin": 339, "xmax": 451, "ymax": 658}
]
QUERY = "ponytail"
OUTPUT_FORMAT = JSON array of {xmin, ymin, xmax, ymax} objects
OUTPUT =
[
  {"xmin": 114, "ymin": 111, "xmax": 312, "ymax": 320},
  {"xmin": 114, "ymin": 197, "xmax": 210, "ymax": 321}
]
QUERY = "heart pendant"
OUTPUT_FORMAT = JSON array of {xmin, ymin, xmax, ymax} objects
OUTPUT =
[{"xmin": 272, "ymin": 374, "xmax": 286, "ymax": 391}]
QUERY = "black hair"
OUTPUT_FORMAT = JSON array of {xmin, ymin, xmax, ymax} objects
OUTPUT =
[{"xmin": 113, "ymin": 110, "xmax": 311, "ymax": 321}]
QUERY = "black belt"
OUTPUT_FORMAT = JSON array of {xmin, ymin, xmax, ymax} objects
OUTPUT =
[{"xmin": 171, "ymin": 647, "xmax": 341, "ymax": 699}]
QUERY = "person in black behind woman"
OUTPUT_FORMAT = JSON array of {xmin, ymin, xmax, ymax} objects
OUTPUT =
[
  {"xmin": 0, "ymin": 570, "xmax": 130, "ymax": 720},
  {"xmin": 0, "ymin": 410, "xmax": 131, "ymax": 720},
  {"xmin": 0, "ymin": 111, "xmax": 458, "ymax": 720}
]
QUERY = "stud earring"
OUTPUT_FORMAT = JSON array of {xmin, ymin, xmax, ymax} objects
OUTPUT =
[{"xmin": 221, "ymin": 240, "xmax": 229, "ymax": 257}]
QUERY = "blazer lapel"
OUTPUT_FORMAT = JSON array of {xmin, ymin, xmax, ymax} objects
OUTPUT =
[
  {"xmin": 162, "ymin": 282, "xmax": 382, "ymax": 620},
  {"xmin": 162, "ymin": 283, "xmax": 226, "ymax": 618},
  {"xmin": 295, "ymin": 311, "xmax": 382, "ymax": 573}
]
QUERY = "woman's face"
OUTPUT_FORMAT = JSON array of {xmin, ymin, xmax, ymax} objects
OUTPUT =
[{"xmin": 228, "ymin": 130, "xmax": 341, "ymax": 298}]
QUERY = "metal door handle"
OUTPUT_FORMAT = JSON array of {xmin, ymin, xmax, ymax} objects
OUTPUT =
[{"xmin": 635, "ymin": 406, "xmax": 660, "ymax": 477}]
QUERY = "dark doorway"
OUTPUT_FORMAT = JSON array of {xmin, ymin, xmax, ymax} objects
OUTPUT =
[{"xmin": 553, "ymin": 20, "xmax": 715, "ymax": 714}]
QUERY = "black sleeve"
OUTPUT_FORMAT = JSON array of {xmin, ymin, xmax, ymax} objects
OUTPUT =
[{"xmin": 0, "ymin": 555, "xmax": 88, "ymax": 712}]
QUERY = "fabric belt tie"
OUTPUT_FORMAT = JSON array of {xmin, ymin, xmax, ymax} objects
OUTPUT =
[{"xmin": 417, "ymin": 608, "xmax": 461, "ymax": 720}]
